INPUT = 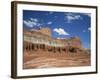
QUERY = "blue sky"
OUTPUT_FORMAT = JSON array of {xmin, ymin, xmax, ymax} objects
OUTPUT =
[{"xmin": 23, "ymin": 10, "xmax": 91, "ymax": 49}]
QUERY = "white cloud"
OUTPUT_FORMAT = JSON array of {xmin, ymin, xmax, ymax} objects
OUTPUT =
[
  {"xmin": 47, "ymin": 21, "xmax": 52, "ymax": 24},
  {"xmin": 30, "ymin": 18, "xmax": 38, "ymax": 22},
  {"xmin": 53, "ymin": 28, "xmax": 69, "ymax": 35},
  {"xmin": 23, "ymin": 18, "xmax": 42, "ymax": 27},
  {"xmin": 65, "ymin": 13, "xmax": 82, "ymax": 23},
  {"xmin": 88, "ymin": 27, "xmax": 91, "ymax": 31},
  {"xmin": 23, "ymin": 20, "xmax": 34, "ymax": 27},
  {"xmin": 82, "ymin": 27, "xmax": 91, "ymax": 33},
  {"xmin": 57, "ymin": 37, "xmax": 66, "ymax": 39}
]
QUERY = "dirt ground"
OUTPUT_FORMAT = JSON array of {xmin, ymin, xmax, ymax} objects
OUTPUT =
[{"xmin": 23, "ymin": 50, "xmax": 91, "ymax": 69}]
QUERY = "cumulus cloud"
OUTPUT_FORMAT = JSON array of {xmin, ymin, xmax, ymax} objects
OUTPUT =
[
  {"xmin": 82, "ymin": 27, "xmax": 91, "ymax": 33},
  {"xmin": 53, "ymin": 28, "xmax": 69, "ymax": 35},
  {"xmin": 57, "ymin": 37, "xmax": 66, "ymax": 39},
  {"xmin": 47, "ymin": 21, "xmax": 52, "ymax": 24},
  {"xmin": 30, "ymin": 18, "xmax": 38, "ymax": 22},
  {"xmin": 65, "ymin": 13, "xmax": 82, "ymax": 23},
  {"xmin": 23, "ymin": 20, "xmax": 34, "ymax": 27},
  {"xmin": 23, "ymin": 18, "xmax": 42, "ymax": 27}
]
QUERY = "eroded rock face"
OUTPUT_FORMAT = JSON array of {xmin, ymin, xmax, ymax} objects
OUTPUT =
[
  {"xmin": 68, "ymin": 37, "xmax": 82, "ymax": 48},
  {"xmin": 23, "ymin": 29, "xmax": 90, "ymax": 69},
  {"xmin": 24, "ymin": 29, "xmax": 83, "ymax": 48},
  {"xmin": 23, "ymin": 29, "xmax": 87, "ymax": 55}
]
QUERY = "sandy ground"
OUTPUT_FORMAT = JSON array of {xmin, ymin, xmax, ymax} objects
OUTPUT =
[{"xmin": 23, "ymin": 50, "xmax": 91, "ymax": 69}]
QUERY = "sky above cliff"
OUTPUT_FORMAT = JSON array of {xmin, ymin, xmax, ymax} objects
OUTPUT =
[{"xmin": 23, "ymin": 10, "xmax": 91, "ymax": 49}]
